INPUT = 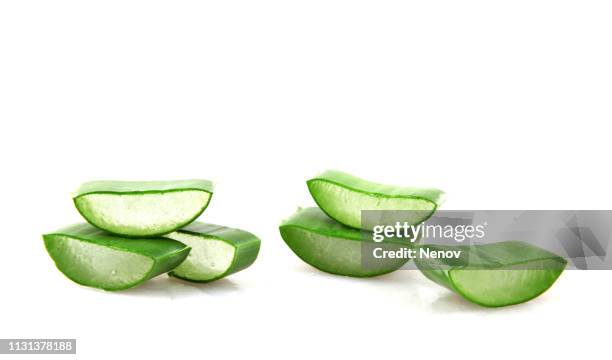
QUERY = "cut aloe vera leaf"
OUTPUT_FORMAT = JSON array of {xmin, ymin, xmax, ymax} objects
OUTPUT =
[
  {"xmin": 43, "ymin": 223, "xmax": 190, "ymax": 291},
  {"xmin": 164, "ymin": 222, "xmax": 261, "ymax": 282},
  {"xmin": 307, "ymin": 170, "xmax": 444, "ymax": 230},
  {"xmin": 73, "ymin": 179, "xmax": 213, "ymax": 237},
  {"xmin": 279, "ymin": 207, "xmax": 416, "ymax": 277},
  {"xmin": 415, "ymin": 241, "xmax": 567, "ymax": 307}
]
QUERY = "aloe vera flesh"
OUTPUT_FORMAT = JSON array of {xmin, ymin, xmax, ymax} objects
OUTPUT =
[
  {"xmin": 307, "ymin": 170, "xmax": 444, "ymax": 230},
  {"xmin": 43, "ymin": 224, "xmax": 190, "ymax": 291},
  {"xmin": 73, "ymin": 180, "xmax": 213, "ymax": 237},
  {"xmin": 164, "ymin": 222, "xmax": 261, "ymax": 282},
  {"xmin": 415, "ymin": 241, "xmax": 567, "ymax": 307},
  {"xmin": 279, "ymin": 207, "xmax": 415, "ymax": 277}
]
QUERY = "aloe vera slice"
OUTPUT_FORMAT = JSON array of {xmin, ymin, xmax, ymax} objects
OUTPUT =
[
  {"xmin": 73, "ymin": 179, "xmax": 213, "ymax": 237},
  {"xmin": 279, "ymin": 207, "xmax": 415, "ymax": 277},
  {"xmin": 307, "ymin": 170, "xmax": 444, "ymax": 230},
  {"xmin": 43, "ymin": 224, "xmax": 190, "ymax": 291},
  {"xmin": 164, "ymin": 222, "xmax": 261, "ymax": 282},
  {"xmin": 415, "ymin": 241, "xmax": 567, "ymax": 307}
]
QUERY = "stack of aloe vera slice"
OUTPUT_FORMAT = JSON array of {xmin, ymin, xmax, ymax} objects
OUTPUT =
[
  {"xmin": 280, "ymin": 170, "xmax": 567, "ymax": 307},
  {"xmin": 43, "ymin": 180, "xmax": 260, "ymax": 291},
  {"xmin": 279, "ymin": 170, "xmax": 445, "ymax": 277}
]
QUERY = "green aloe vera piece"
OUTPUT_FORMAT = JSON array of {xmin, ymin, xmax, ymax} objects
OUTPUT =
[
  {"xmin": 415, "ymin": 241, "xmax": 567, "ymax": 307},
  {"xmin": 307, "ymin": 170, "xmax": 444, "ymax": 230},
  {"xmin": 279, "ymin": 207, "xmax": 416, "ymax": 277},
  {"xmin": 164, "ymin": 222, "xmax": 261, "ymax": 282},
  {"xmin": 43, "ymin": 224, "xmax": 190, "ymax": 291},
  {"xmin": 73, "ymin": 179, "xmax": 213, "ymax": 237}
]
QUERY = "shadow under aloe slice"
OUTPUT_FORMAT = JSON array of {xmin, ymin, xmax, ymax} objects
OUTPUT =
[
  {"xmin": 164, "ymin": 222, "xmax": 261, "ymax": 282},
  {"xmin": 415, "ymin": 241, "xmax": 567, "ymax": 307},
  {"xmin": 43, "ymin": 224, "xmax": 190, "ymax": 291},
  {"xmin": 279, "ymin": 207, "xmax": 416, "ymax": 277},
  {"xmin": 307, "ymin": 170, "xmax": 445, "ymax": 230},
  {"xmin": 73, "ymin": 179, "xmax": 213, "ymax": 237}
]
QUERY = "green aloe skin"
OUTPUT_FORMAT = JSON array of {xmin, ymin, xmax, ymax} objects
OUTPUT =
[
  {"xmin": 73, "ymin": 180, "xmax": 213, "ymax": 237},
  {"xmin": 164, "ymin": 222, "xmax": 261, "ymax": 283},
  {"xmin": 43, "ymin": 224, "xmax": 191, "ymax": 291},
  {"xmin": 307, "ymin": 170, "xmax": 445, "ymax": 230},
  {"xmin": 279, "ymin": 207, "xmax": 417, "ymax": 277},
  {"xmin": 415, "ymin": 241, "xmax": 567, "ymax": 307}
]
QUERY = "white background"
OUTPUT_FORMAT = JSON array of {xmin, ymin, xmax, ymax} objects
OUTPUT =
[{"xmin": 1, "ymin": 1, "xmax": 611, "ymax": 359}]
